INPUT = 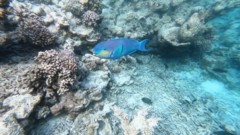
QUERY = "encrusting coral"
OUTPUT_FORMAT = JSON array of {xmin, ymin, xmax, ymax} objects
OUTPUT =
[{"xmin": 28, "ymin": 49, "xmax": 78, "ymax": 96}]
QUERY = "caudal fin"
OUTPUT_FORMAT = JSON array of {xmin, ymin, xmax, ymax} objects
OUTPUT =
[{"xmin": 138, "ymin": 39, "xmax": 149, "ymax": 51}]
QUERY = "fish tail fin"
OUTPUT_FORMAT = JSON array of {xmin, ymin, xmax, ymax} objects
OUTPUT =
[{"xmin": 138, "ymin": 39, "xmax": 149, "ymax": 51}]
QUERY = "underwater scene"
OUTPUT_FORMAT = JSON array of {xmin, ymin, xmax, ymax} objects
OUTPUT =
[{"xmin": 0, "ymin": 0, "xmax": 240, "ymax": 134}]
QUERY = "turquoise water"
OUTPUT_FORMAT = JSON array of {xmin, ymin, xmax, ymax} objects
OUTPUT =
[{"xmin": 0, "ymin": 0, "xmax": 240, "ymax": 135}]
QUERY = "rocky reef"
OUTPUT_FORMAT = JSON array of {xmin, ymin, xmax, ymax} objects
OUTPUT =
[
  {"xmin": 28, "ymin": 49, "xmax": 78, "ymax": 95},
  {"xmin": 100, "ymin": 0, "xmax": 238, "ymax": 52},
  {"xmin": 0, "ymin": 0, "xmax": 240, "ymax": 134}
]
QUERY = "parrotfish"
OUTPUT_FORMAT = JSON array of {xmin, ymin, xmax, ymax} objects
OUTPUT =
[{"xmin": 93, "ymin": 38, "xmax": 149, "ymax": 59}]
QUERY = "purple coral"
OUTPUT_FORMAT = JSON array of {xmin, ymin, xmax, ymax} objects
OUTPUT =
[{"xmin": 82, "ymin": 10, "xmax": 100, "ymax": 27}]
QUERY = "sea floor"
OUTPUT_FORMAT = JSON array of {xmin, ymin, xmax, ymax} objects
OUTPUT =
[{"xmin": 29, "ymin": 54, "xmax": 240, "ymax": 135}]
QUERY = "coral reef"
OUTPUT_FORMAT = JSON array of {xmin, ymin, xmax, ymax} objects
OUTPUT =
[
  {"xmin": 0, "ymin": 63, "xmax": 34, "ymax": 103},
  {"xmin": 82, "ymin": 10, "xmax": 100, "ymax": 27},
  {"xmin": 30, "ymin": 101, "xmax": 159, "ymax": 135},
  {"xmin": 0, "ymin": 0, "xmax": 240, "ymax": 135},
  {"xmin": 158, "ymin": 23, "xmax": 190, "ymax": 46},
  {"xmin": 50, "ymin": 88, "xmax": 104, "ymax": 115},
  {"xmin": 17, "ymin": 14, "xmax": 55, "ymax": 47},
  {"xmin": 0, "ymin": 1, "xmax": 6, "ymax": 20},
  {"xmin": 30, "ymin": 102, "xmax": 112, "ymax": 135},
  {"xmin": 100, "ymin": 0, "xmax": 235, "ymax": 49},
  {"xmin": 0, "ymin": 0, "xmax": 10, "ymax": 48},
  {"xmin": 0, "ymin": 53, "xmax": 110, "ymax": 133},
  {"xmin": 3, "ymin": 94, "xmax": 42, "ymax": 119},
  {"xmin": 50, "ymin": 54, "xmax": 110, "ymax": 115},
  {"xmin": 112, "ymin": 106, "xmax": 159, "ymax": 135},
  {"xmin": 28, "ymin": 49, "xmax": 78, "ymax": 95},
  {"xmin": 6, "ymin": 0, "xmax": 101, "ymax": 51},
  {"xmin": 59, "ymin": 0, "xmax": 102, "ymax": 16},
  {"xmin": 59, "ymin": 0, "xmax": 85, "ymax": 16},
  {"xmin": 0, "ymin": 0, "xmax": 9, "ymax": 20},
  {"xmin": 0, "ymin": 32, "xmax": 7, "ymax": 46},
  {"xmin": 179, "ymin": 12, "xmax": 207, "ymax": 41},
  {"xmin": 0, "ymin": 59, "xmax": 41, "ymax": 134},
  {"xmin": 0, "ymin": 115, "xmax": 25, "ymax": 135},
  {"xmin": 81, "ymin": 53, "xmax": 107, "ymax": 70},
  {"xmin": 6, "ymin": 5, "xmax": 55, "ymax": 47}
]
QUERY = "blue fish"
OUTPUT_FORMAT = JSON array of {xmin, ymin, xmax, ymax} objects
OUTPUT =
[{"xmin": 93, "ymin": 38, "xmax": 149, "ymax": 59}]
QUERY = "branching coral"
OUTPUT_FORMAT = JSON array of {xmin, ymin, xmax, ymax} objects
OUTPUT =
[
  {"xmin": 49, "ymin": 54, "xmax": 110, "ymax": 115},
  {"xmin": 82, "ymin": 10, "xmax": 100, "ymax": 27},
  {"xmin": 28, "ymin": 49, "xmax": 78, "ymax": 96},
  {"xmin": 17, "ymin": 13, "xmax": 55, "ymax": 47},
  {"xmin": 6, "ymin": 2, "xmax": 55, "ymax": 47}
]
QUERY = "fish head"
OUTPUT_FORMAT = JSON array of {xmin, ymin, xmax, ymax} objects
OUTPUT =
[{"xmin": 93, "ymin": 42, "xmax": 112, "ymax": 58}]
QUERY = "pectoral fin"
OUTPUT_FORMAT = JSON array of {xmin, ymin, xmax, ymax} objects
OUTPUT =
[{"xmin": 111, "ymin": 44, "xmax": 123, "ymax": 59}]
